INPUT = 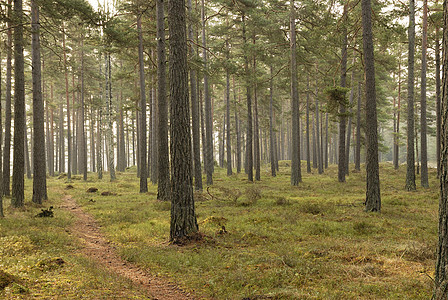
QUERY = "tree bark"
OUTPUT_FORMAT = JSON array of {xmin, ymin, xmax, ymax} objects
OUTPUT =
[
  {"xmin": 157, "ymin": 0, "xmax": 170, "ymax": 200},
  {"xmin": 355, "ymin": 81, "xmax": 362, "ymax": 171},
  {"xmin": 420, "ymin": 0, "xmax": 429, "ymax": 188},
  {"xmin": 315, "ymin": 65, "xmax": 323, "ymax": 174},
  {"xmin": 11, "ymin": 0, "xmax": 25, "ymax": 207},
  {"xmin": 31, "ymin": 0, "xmax": 47, "ymax": 204},
  {"xmin": 242, "ymin": 14, "xmax": 253, "ymax": 182},
  {"xmin": 306, "ymin": 75, "xmax": 311, "ymax": 173},
  {"xmin": 168, "ymin": 0, "xmax": 198, "ymax": 242},
  {"xmin": 290, "ymin": 0, "xmax": 301, "ymax": 186},
  {"xmin": 405, "ymin": 0, "xmax": 416, "ymax": 191},
  {"xmin": 269, "ymin": 66, "xmax": 276, "ymax": 177},
  {"xmin": 202, "ymin": 0, "xmax": 214, "ymax": 185},
  {"xmin": 3, "ymin": 0, "xmax": 12, "ymax": 196},
  {"xmin": 362, "ymin": 0, "xmax": 381, "ymax": 212},
  {"xmin": 338, "ymin": 3, "xmax": 348, "ymax": 183},
  {"xmin": 105, "ymin": 54, "xmax": 116, "ymax": 181},
  {"xmin": 436, "ymin": 5, "xmax": 442, "ymax": 179},
  {"xmin": 62, "ymin": 28, "xmax": 71, "ymax": 181},
  {"xmin": 225, "ymin": 46, "xmax": 232, "ymax": 176},
  {"xmin": 137, "ymin": 15, "xmax": 148, "ymax": 192}
]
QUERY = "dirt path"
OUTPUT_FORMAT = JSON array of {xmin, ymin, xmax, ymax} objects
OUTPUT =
[{"xmin": 61, "ymin": 194, "xmax": 196, "ymax": 300}]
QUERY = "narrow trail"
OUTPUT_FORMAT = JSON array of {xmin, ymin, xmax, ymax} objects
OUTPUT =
[{"xmin": 60, "ymin": 194, "xmax": 196, "ymax": 300}]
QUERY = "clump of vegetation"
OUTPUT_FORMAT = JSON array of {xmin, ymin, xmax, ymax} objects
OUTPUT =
[
  {"xmin": 274, "ymin": 196, "xmax": 289, "ymax": 206},
  {"xmin": 324, "ymin": 86, "xmax": 351, "ymax": 118},
  {"xmin": 0, "ymin": 270, "xmax": 18, "ymax": 290},
  {"xmin": 35, "ymin": 257, "xmax": 65, "ymax": 271},
  {"xmin": 65, "ymin": 185, "xmax": 74, "ymax": 190},
  {"xmin": 101, "ymin": 191, "xmax": 117, "ymax": 196},
  {"xmin": 35, "ymin": 206, "xmax": 54, "ymax": 218},
  {"xmin": 353, "ymin": 221, "xmax": 373, "ymax": 235},
  {"xmin": 299, "ymin": 202, "xmax": 323, "ymax": 215},
  {"xmin": 241, "ymin": 186, "xmax": 261, "ymax": 206},
  {"xmin": 86, "ymin": 187, "xmax": 98, "ymax": 193}
]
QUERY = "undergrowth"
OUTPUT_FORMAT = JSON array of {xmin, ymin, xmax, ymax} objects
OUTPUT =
[{"xmin": 0, "ymin": 162, "xmax": 439, "ymax": 299}]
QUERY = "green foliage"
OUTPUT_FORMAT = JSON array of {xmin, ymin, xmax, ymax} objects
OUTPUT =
[{"xmin": 324, "ymin": 86, "xmax": 351, "ymax": 117}]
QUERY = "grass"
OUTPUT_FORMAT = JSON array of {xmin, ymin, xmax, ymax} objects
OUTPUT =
[{"xmin": 0, "ymin": 161, "xmax": 439, "ymax": 299}]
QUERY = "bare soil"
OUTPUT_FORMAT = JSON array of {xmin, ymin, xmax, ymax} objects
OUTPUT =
[{"xmin": 61, "ymin": 194, "xmax": 196, "ymax": 300}]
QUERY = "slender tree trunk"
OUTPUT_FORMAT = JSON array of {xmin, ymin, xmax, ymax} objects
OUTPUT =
[
  {"xmin": 405, "ymin": 0, "xmax": 416, "ymax": 191},
  {"xmin": 242, "ymin": 14, "xmax": 253, "ymax": 182},
  {"xmin": 12, "ymin": 0, "xmax": 25, "ymax": 207},
  {"xmin": 338, "ymin": 3, "xmax": 348, "ymax": 183},
  {"xmin": 355, "ymin": 81, "xmax": 362, "ymax": 171},
  {"xmin": 234, "ymin": 77, "xmax": 241, "ymax": 174},
  {"xmin": 63, "ymin": 28, "xmax": 71, "ymax": 181},
  {"xmin": 137, "ymin": 15, "xmax": 148, "ymax": 192},
  {"xmin": 290, "ymin": 0, "xmax": 301, "ymax": 185},
  {"xmin": 90, "ymin": 107, "xmax": 95, "ymax": 173},
  {"xmin": 157, "ymin": 0, "xmax": 170, "ymax": 200},
  {"xmin": 362, "ymin": 0, "xmax": 381, "ymax": 212},
  {"xmin": 72, "ymin": 74, "xmax": 78, "ymax": 175},
  {"xmin": 202, "ymin": 0, "xmax": 214, "ymax": 185},
  {"xmin": 394, "ymin": 61, "xmax": 402, "ymax": 170},
  {"xmin": 325, "ymin": 113, "xmax": 329, "ymax": 168},
  {"xmin": 150, "ymin": 52, "xmax": 158, "ymax": 184},
  {"xmin": 168, "ymin": 0, "xmax": 198, "ymax": 242},
  {"xmin": 306, "ymin": 75, "xmax": 311, "ymax": 173},
  {"xmin": 188, "ymin": 0, "xmax": 202, "ymax": 189},
  {"xmin": 31, "ymin": 0, "xmax": 47, "ymax": 204},
  {"xmin": 80, "ymin": 38, "xmax": 87, "ymax": 180},
  {"xmin": 345, "ymin": 55, "xmax": 356, "ymax": 175},
  {"xmin": 3, "ymin": 0, "xmax": 12, "ymax": 197},
  {"xmin": 436, "ymin": 7, "xmax": 442, "ymax": 179},
  {"xmin": 315, "ymin": 65, "xmax": 323, "ymax": 174},
  {"xmin": 0, "ymin": 50, "xmax": 3, "ymax": 217},
  {"xmin": 269, "ymin": 66, "xmax": 276, "ymax": 177},
  {"xmin": 420, "ymin": 0, "xmax": 429, "ymax": 188},
  {"xmin": 225, "ymin": 47, "xmax": 232, "ymax": 176},
  {"xmin": 312, "ymin": 115, "xmax": 317, "ymax": 169},
  {"xmin": 253, "ymin": 37, "xmax": 260, "ymax": 181},
  {"xmin": 59, "ymin": 103, "xmax": 64, "ymax": 174},
  {"xmin": 105, "ymin": 54, "xmax": 116, "ymax": 181}
]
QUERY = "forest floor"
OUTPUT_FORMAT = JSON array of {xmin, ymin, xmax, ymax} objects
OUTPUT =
[{"xmin": 0, "ymin": 162, "xmax": 439, "ymax": 299}]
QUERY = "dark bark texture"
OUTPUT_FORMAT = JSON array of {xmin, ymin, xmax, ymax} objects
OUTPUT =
[{"xmin": 168, "ymin": 0, "xmax": 198, "ymax": 242}]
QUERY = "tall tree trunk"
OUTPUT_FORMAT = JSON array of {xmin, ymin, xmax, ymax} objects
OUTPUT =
[
  {"xmin": 49, "ymin": 88, "xmax": 55, "ymax": 177},
  {"xmin": 420, "ymin": 0, "xmax": 429, "ymax": 188},
  {"xmin": 355, "ymin": 81, "xmax": 362, "ymax": 171},
  {"xmin": 253, "ymin": 37, "xmax": 260, "ymax": 181},
  {"xmin": 405, "ymin": 0, "xmax": 416, "ymax": 191},
  {"xmin": 225, "ymin": 50, "xmax": 232, "ymax": 176},
  {"xmin": 0, "ymin": 50, "xmax": 3, "ymax": 217},
  {"xmin": 394, "ymin": 61, "xmax": 402, "ymax": 170},
  {"xmin": 150, "ymin": 54, "xmax": 158, "ymax": 184},
  {"xmin": 338, "ymin": 3, "xmax": 348, "ymax": 183},
  {"xmin": 242, "ymin": 14, "xmax": 253, "ymax": 182},
  {"xmin": 306, "ymin": 75, "xmax": 311, "ymax": 173},
  {"xmin": 63, "ymin": 28, "xmax": 71, "ymax": 181},
  {"xmin": 325, "ymin": 112, "xmax": 329, "ymax": 169},
  {"xmin": 105, "ymin": 54, "xmax": 116, "ymax": 181},
  {"xmin": 12, "ymin": 0, "xmax": 25, "ymax": 207},
  {"xmin": 90, "ymin": 107, "xmax": 96, "ymax": 173},
  {"xmin": 189, "ymin": 0, "xmax": 202, "ymax": 189},
  {"xmin": 290, "ymin": 0, "xmax": 301, "ymax": 185},
  {"xmin": 436, "ymin": 4, "xmax": 442, "ymax": 179},
  {"xmin": 362, "ymin": 0, "xmax": 381, "ymax": 212},
  {"xmin": 315, "ymin": 65, "xmax": 323, "ymax": 174},
  {"xmin": 31, "ymin": 0, "xmax": 47, "ymax": 204},
  {"xmin": 269, "ymin": 66, "xmax": 276, "ymax": 177},
  {"xmin": 168, "ymin": 0, "xmax": 198, "ymax": 242},
  {"xmin": 72, "ymin": 74, "xmax": 78, "ymax": 175},
  {"xmin": 80, "ymin": 38, "xmax": 87, "ymax": 180},
  {"xmin": 234, "ymin": 77, "xmax": 241, "ymax": 173},
  {"xmin": 59, "ymin": 103, "xmax": 64, "ymax": 174},
  {"xmin": 435, "ymin": 3, "xmax": 448, "ymax": 297},
  {"xmin": 3, "ymin": 0, "xmax": 12, "ymax": 196},
  {"xmin": 202, "ymin": 0, "xmax": 214, "ymax": 185},
  {"xmin": 345, "ymin": 55, "xmax": 356, "ymax": 175},
  {"xmin": 157, "ymin": 0, "xmax": 170, "ymax": 200},
  {"xmin": 137, "ymin": 15, "xmax": 148, "ymax": 192}
]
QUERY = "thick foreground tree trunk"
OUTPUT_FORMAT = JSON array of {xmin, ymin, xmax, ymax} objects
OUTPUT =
[
  {"xmin": 168, "ymin": 0, "xmax": 198, "ymax": 243},
  {"xmin": 362, "ymin": 0, "xmax": 381, "ymax": 212}
]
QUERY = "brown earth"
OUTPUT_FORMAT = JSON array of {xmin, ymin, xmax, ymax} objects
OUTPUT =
[{"xmin": 61, "ymin": 194, "xmax": 197, "ymax": 300}]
